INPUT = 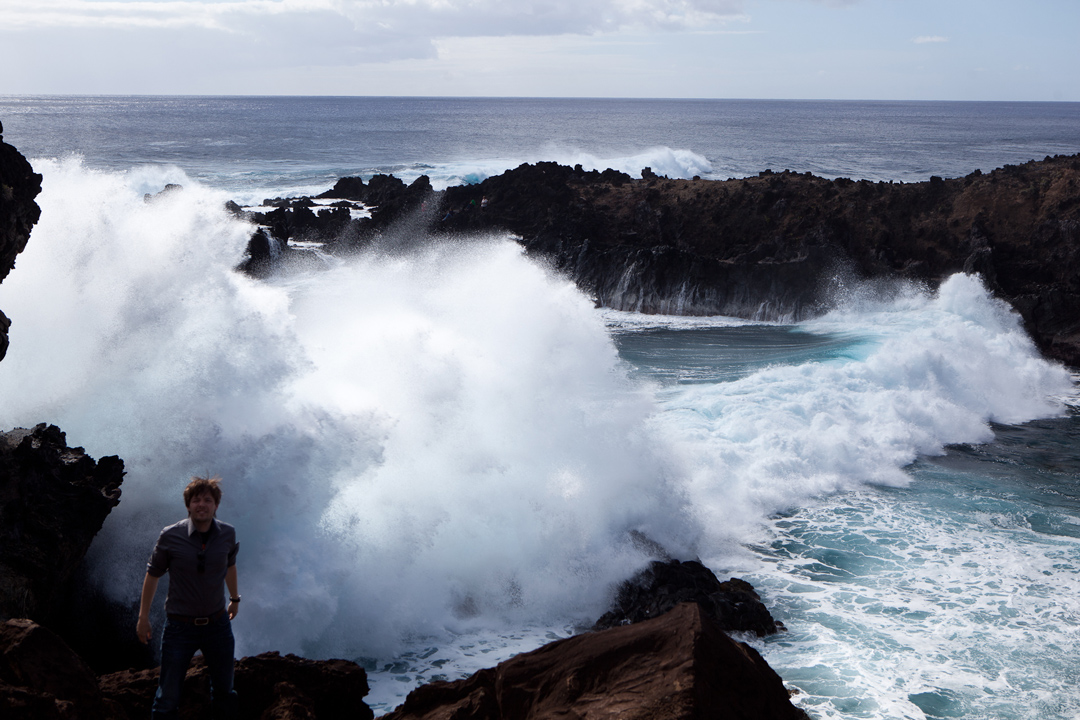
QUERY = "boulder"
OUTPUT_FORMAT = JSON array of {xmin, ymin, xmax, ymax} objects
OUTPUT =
[
  {"xmin": 383, "ymin": 602, "xmax": 806, "ymax": 720},
  {"xmin": 594, "ymin": 560, "xmax": 784, "ymax": 637},
  {"xmin": 0, "ymin": 424, "xmax": 124, "ymax": 623},
  {"xmin": 0, "ymin": 619, "xmax": 118, "ymax": 720}
]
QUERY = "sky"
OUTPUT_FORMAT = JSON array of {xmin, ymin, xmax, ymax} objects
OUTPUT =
[{"xmin": 0, "ymin": 0, "xmax": 1077, "ymax": 100}]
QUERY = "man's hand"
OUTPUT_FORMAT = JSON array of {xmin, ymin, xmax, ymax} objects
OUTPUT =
[
  {"xmin": 136, "ymin": 573, "xmax": 159, "ymax": 644},
  {"xmin": 225, "ymin": 565, "xmax": 239, "ymax": 621},
  {"xmin": 136, "ymin": 615, "xmax": 152, "ymax": 644}
]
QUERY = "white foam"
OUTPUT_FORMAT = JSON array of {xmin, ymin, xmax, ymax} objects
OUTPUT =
[
  {"xmin": 599, "ymin": 308, "xmax": 770, "ymax": 331},
  {"xmin": 747, "ymin": 484, "xmax": 1080, "ymax": 720},
  {"xmin": 640, "ymin": 274, "xmax": 1074, "ymax": 554},
  {"xmin": 395, "ymin": 145, "xmax": 713, "ymax": 190}
]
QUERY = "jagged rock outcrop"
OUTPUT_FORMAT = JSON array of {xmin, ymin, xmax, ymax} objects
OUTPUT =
[
  {"xmin": 246, "ymin": 154, "xmax": 1080, "ymax": 365},
  {"xmin": 1, "ymin": 619, "xmax": 374, "ymax": 720},
  {"xmin": 317, "ymin": 173, "xmax": 434, "ymax": 231},
  {"xmin": 0, "ymin": 123, "xmax": 43, "ymax": 362},
  {"xmin": 383, "ymin": 602, "xmax": 806, "ymax": 720},
  {"xmin": 594, "ymin": 560, "xmax": 784, "ymax": 637},
  {"xmin": 0, "ymin": 424, "xmax": 124, "ymax": 623}
]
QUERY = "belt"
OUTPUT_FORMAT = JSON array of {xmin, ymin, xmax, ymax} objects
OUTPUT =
[{"xmin": 167, "ymin": 609, "xmax": 227, "ymax": 626}]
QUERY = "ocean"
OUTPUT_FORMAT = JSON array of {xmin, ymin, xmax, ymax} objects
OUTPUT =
[{"xmin": 1, "ymin": 96, "xmax": 1080, "ymax": 719}]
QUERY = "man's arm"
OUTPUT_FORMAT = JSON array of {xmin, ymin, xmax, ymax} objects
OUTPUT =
[
  {"xmin": 226, "ymin": 565, "xmax": 239, "ymax": 620},
  {"xmin": 136, "ymin": 573, "xmax": 159, "ymax": 644}
]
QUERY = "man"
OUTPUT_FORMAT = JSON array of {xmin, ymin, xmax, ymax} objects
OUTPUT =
[{"xmin": 137, "ymin": 475, "xmax": 241, "ymax": 719}]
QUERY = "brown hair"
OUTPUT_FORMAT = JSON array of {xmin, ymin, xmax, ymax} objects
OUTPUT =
[{"xmin": 184, "ymin": 474, "xmax": 222, "ymax": 507}]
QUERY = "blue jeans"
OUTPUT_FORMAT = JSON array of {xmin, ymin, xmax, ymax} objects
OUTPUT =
[{"xmin": 152, "ymin": 612, "xmax": 237, "ymax": 719}]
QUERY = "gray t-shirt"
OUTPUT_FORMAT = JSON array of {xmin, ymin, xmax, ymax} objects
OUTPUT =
[{"xmin": 147, "ymin": 518, "xmax": 239, "ymax": 617}]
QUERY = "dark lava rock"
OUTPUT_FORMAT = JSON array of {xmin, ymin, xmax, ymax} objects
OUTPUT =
[
  {"xmin": 383, "ymin": 602, "xmax": 806, "ymax": 720},
  {"xmin": 0, "ymin": 618, "xmax": 118, "ymax": 720},
  {"xmin": 236, "ymin": 227, "xmax": 279, "ymax": 278},
  {"xmin": 1, "ymin": 618, "xmax": 374, "ymax": 720},
  {"xmin": 0, "ymin": 424, "xmax": 124, "ymax": 623},
  {"xmin": 0, "ymin": 133, "xmax": 43, "ymax": 362},
  {"xmin": 99, "ymin": 651, "xmax": 374, "ymax": 720},
  {"xmin": 594, "ymin": 559, "xmax": 784, "ymax": 637}
]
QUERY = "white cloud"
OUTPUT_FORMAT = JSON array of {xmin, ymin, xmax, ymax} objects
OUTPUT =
[
  {"xmin": 0, "ymin": 0, "xmax": 755, "ymax": 92},
  {"xmin": 0, "ymin": 0, "xmax": 747, "ymax": 36},
  {"xmin": 913, "ymin": 35, "xmax": 948, "ymax": 44}
]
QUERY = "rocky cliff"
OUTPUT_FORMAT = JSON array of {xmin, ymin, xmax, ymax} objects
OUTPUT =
[
  {"xmin": 0, "ymin": 121, "xmax": 43, "ymax": 362},
  {"xmin": 0, "ymin": 425, "xmax": 124, "ymax": 624},
  {"xmin": 246, "ymin": 154, "xmax": 1080, "ymax": 366}
]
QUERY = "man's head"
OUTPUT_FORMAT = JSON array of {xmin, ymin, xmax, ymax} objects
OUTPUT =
[{"xmin": 184, "ymin": 475, "xmax": 222, "ymax": 522}]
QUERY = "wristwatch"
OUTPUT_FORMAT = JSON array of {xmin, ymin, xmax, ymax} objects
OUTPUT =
[{"xmin": 230, "ymin": 596, "xmax": 241, "ymax": 603}]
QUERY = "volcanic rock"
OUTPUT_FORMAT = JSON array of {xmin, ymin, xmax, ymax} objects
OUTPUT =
[
  {"xmin": 0, "ymin": 424, "xmax": 124, "ymax": 623},
  {"xmin": 0, "ymin": 132, "xmax": 43, "ymax": 362},
  {"xmin": 1, "ymin": 618, "xmax": 374, "ymax": 720},
  {"xmin": 98, "ymin": 651, "xmax": 374, "ymax": 720},
  {"xmin": 594, "ymin": 559, "xmax": 784, "ymax": 637},
  {"xmin": 383, "ymin": 602, "xmax": 806, "ymax": 720},
  {"xmin": 236, "ymin": 227, "xmax": 279, "ymax": 278},
  {"xmin": 0, "ymin": 618, "xmax": 118, "ymax": 720}
]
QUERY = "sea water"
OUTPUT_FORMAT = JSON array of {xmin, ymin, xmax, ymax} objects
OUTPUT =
[{"xmin": 1, "ymin": 97, "xmax": 1079, "ymax": 719}]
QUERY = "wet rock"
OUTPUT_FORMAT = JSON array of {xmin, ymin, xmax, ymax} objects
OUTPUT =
[
  {"xmin": 594, "ymin": 559, "xmax": 784, "ymax": 636},
  {"xmin": 143, "ymin": 184, "xmax": 183, "ymax": 203},
  {"xmin": 237, "ymin": 227, "xmax": 280, "ymax": 278},
  {"xmin": 383, "ymin": 602, "xmax": 806, "ymax": 720}
]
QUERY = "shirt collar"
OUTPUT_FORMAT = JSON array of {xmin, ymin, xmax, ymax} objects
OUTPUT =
[{"xmin": 185, "ymin": 517, "xmax": 219, "ymax": 536}]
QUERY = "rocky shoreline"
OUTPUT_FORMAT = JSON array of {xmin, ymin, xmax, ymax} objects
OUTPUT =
[{"xmin": 238, "ymin": 153, "xmax": 1080, "ymax": 367}]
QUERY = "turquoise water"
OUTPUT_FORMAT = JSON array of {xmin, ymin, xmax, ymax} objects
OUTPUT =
[{"xmin": 612, "ymin": 312, "xmax": 1080, "ymax": 720}]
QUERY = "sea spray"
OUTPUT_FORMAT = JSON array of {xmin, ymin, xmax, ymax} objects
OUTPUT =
[
  {"xmin": 628, "ymin": 274, "xmax": 1074, "ymax": 556},
  {"xmin": 400, "ymin": 146, "xmax": 712, "ymax": 190},
  {"xmin": 0, "ymin": 159, "xmax": 699, "ymax": 659}
]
